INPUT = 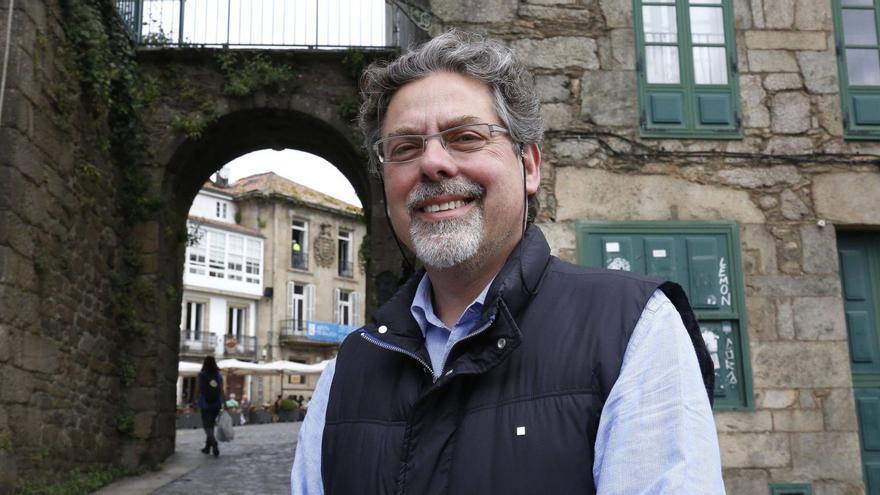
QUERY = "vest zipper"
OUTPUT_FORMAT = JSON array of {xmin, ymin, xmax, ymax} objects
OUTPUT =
[
  {"xmin": 360, "ymin": 331, "xmax": 437, "ymax": 382},
  {"xmin": 437, "ymin": 314, "xmax": 497, "ymax": 376}
]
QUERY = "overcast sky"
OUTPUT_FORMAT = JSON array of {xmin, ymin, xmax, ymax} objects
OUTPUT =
[{"xmin": 222, "ymin": 149, "xmax": 363, "ymax": 207}]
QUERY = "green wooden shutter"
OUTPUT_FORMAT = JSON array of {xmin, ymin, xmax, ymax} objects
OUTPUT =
[
  {"xmin": 577, "ymin": 221, "xmax": 753, "ymax": 410},
  {"xmin": 769, "ymin": 483, "xmax": 813, "ymax": 495},
  {"xmin": 838, "ymin": 232, "xmax": 880, "ymax": 494},
  {"xmin": 634, "ymin": 0, "xmax": 741, "ymax": 137},
  {"xmin": 833, "ymin": 0, "xmax": 880, "ymax": 138}
]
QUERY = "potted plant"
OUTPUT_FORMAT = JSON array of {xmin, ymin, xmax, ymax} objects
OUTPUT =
[{"xmin": 278, "ymin": 399, "xmax": 298, "ymax": 422}]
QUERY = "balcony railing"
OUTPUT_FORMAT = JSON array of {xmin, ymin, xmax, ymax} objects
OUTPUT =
[
  {"xmin": 291, "ymin": 251, "xmax": 309, "ymax": 270},
  {"xmin": 223, "ymin": 334, "xmax": 257, "ymax": 357},
  {"xmin": 180, "ymin": 329, "xmax": 217, "ymax": 354},
  {"xmin": 279, "ymin": 318, "xmax": 307, "ymax": 339},
  {"xmin": 114, "ymin": 0, "xmax": 429, "ymax": 49},
  {"xmin": 338, "ymin": 261, "xmax": 353, "ymax": 278}
]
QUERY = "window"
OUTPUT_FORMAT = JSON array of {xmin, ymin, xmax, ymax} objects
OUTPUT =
[
  {"xmin": 245, "ymin": 238, "xmax": 262, "ymax": 285},
  {"xmin": 188, "ymin": 236, "xmax": 206, "ymax": 275},
  {"xmin": 227, "ymin": 235, "xmax": 244, "ymax": 281},
  {"xmin": 338, "ymin": 229, "xmax": 354, "ymax": 278},
  {"xmin": 634, "ymin": 0, "xmax": 741, "ymax": 137},
  {"xmin": 769, "ymin": 483, "xmax": 812, "ymax": 495},
  {"xmin": 287, "ymin": 282, "xmax": 315, "ymax": 333},
  {"xmin": 215, "ymin": 201, "xmax": 227, "ymax": 219},
  {"xmin": 833, "ymin": 0, "xmax": 880, "ymax": 138},
  {"xmin": 208, "ymin": 231, "xmax": 226, "ymax": 278},
  {"xmin": 335, "ymin": 289, "xmax": 361, "ymax": 327},
  {"xmin": 291, "ymin": 219, "xmax": 309, "ymax": 270},
  {"xmin": 185, "ymin": 226, "xmax": 262, "ymax": 285},
  {"xmin": 184, "ymin": 301, "xmax": 205, "ymax": 340},
  {"xmin": 577, "ymin": 221, "xmax": 753, "ymax": 410},
  {"xmin": 227, "ymin": 306, "xmax": 246, "ymax": 340}
]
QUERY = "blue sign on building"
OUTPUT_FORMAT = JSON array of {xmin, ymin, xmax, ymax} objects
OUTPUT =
[{"xmin": 305, "ymin": 321, "xmax": 358, "ymax": 343}]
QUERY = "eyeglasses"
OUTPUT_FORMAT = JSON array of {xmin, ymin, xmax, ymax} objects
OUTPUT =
[{"xmin": 373, "ymin": 123, "xmax": 512, "ymax": 164}]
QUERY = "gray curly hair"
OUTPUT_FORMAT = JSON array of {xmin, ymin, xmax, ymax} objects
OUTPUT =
[{"xmin": 357, "ymin": 30, "xmax": 544, "ymax": 177}]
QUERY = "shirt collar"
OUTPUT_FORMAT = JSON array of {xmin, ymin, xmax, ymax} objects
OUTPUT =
[{"xmin": 410, "ymin": 273, "xmax": 493, "ymax": 337}]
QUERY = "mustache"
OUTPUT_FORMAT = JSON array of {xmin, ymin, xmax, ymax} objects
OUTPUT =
[{"xmin": 406, "ymin": 177, "xmax": 485, "ymax": 212}]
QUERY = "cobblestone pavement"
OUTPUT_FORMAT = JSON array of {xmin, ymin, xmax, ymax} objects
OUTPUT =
[
  {"xmin": 98, "ymin": 422, "xmax": 301, "ymax": 495},
  {"xmin": 156, "ymin": 422, "xmax": 300, "ymax": 495}
]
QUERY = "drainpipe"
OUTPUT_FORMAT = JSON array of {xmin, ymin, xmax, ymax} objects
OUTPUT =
[{"xmin": 0, "ymin": 0, "xmax": 15, "ymax": 124}]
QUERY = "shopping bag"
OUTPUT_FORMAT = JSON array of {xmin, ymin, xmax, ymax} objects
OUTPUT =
[{"xmin": 216, "ymin": 410, "xmax": 235, "ymax": 442}]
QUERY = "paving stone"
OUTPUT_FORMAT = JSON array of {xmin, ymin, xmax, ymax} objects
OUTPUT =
[{"xmin": 152, "ymin": 422, "xmax": 299, "ymax": 494}]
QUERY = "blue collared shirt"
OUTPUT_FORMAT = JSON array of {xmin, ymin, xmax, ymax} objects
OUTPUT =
[{"xmin": 291, "ymin": 276, "xmax": 725, "ymax": 494}]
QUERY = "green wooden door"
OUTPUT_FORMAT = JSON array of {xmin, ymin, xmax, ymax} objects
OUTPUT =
[{"xmin": 839, "ymin": 232, "xmax": 880, "ymax": 494}]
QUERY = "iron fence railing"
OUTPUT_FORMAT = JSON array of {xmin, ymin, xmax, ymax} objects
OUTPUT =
[
  {"xmin": 223, "ymin": 334, "xmax": 257, "ymax": 356},
  {"xmin": 279, "ymin": 318, "xmax": 307, "ymax": 338},
  {"xmin": 114, "ymin": 0, "xmax": 428, "ymax": 49},
  {"xmin": 180, "ymin": 329, "xmax": 217, "ymax": 353}
]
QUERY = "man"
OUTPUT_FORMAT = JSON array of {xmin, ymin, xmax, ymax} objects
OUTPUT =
[{"xmin": 292, "ymin": 31, "xmax": 724, "ymax": 494}]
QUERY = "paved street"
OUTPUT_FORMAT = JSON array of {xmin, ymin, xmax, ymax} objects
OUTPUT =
[{"xmin": 96, "ymin": 422, "xmax": 301, "ymax": 495}]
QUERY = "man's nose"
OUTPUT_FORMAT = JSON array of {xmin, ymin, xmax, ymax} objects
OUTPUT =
[{"xmin": 419, "ymin": 136, "xmax": 459, "ymax": 181}]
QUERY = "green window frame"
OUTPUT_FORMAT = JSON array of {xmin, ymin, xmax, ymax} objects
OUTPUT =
[
  {"xmin": 576, "ymin": 220, "xmax": 754, "ymax": 410},
  {"xmin": 833, "ymin": 0, "xmax": 880, "ymax": 139},
  {"xmin": 633, "ymin": 0, "xmax": 742, "ymax": 138},
  {"xmin": 769, "ymin": 483, "xmax": 813, "ymax": 495}
]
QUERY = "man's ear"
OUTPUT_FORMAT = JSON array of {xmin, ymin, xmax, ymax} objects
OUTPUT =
[{"xmin": 522, "ymin": 143, "xmax": 541, "ymax": 195}]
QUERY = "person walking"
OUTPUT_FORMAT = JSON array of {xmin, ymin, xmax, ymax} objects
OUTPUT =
[{"xmin": 197, "ymin": 356, "xmax": 224, "ymax": 457}]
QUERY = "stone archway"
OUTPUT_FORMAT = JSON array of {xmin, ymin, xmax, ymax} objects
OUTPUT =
[{"xmin": 118, "ymin": 48, "xmax": 409, "ymax": 466}]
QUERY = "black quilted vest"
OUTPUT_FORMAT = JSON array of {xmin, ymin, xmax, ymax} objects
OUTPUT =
[{"xmin": 322, "ymin": 226, "xmax": 713, "ymax": 495}]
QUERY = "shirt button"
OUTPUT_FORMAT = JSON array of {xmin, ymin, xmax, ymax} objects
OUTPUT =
[
  {"xmin": 378, "ymin": 325, "xmax": 388, "ymax": 334},
  {"xmin": 497, "ymin": 338, "xmax": 507, "ymax": 349}
]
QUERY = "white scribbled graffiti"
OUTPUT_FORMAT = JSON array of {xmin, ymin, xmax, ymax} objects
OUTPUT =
[
  {"xmin": 701, "ymin": 329, "xmax": 721, "ymax": 370},
  {"xmin": 606, "ymin": 257, "xmax": 631, "ymax": 271}
]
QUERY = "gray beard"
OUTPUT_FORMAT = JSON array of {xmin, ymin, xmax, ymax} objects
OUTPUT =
[{"xmin": 407, "ymin": 178, "xmax": 485, "ymax": 269}]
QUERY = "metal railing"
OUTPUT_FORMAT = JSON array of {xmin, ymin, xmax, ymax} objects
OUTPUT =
[
  {"xmin": 291, "ymin": 251, "xmax": 309, "ymax": 270},
  {"xmin": 180, "ymin": 329, "xmax": 217, "ymax": 353},
  {"xmin": 279, "ymin": 318, "xmax": 307, "ymax": 339},
  {"xmin": 114, "ymin": 0, "xmax": 429, "ymax": 49},
  {"xmin": 223, "ymin": 334, "xmax": 257, "ymax": 356}
]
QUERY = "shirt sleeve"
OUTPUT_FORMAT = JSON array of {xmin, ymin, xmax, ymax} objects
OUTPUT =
[
  {"xmin": 593, "ymin": 290, "xmax": 725, "ymax": 495},
  {"xmin": 291, "ymin": 358, "xmax": 336, "ymax": 495}
]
